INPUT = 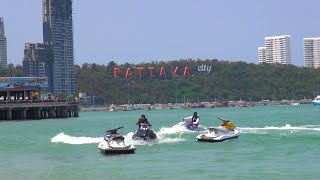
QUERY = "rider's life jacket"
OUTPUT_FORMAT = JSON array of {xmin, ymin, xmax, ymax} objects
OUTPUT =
[
  {"xmin": 138, "ymin": 118, "xmax": 150, "ymax": 128},
  {"xmin": 191, "ymin": 116, "xmax": 200, "ymax": 126},
  {"xmin": 224, "ymin": 122, "xmax": 235, "ymax": 131}
]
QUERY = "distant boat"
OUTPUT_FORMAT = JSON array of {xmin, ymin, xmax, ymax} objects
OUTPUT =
[
  {"xmin": 290, "ymin": 102, "xmax": 300, "ymax": 106},
  {"xmin": 312, "ymin": 95, "xmax": 320, "ymax": 105},
  {"xmin": 191, "ymin": 104, "xmax": 205, "ymax": 108},
  {"xmin": 239, "ymin": 102, "xmax": 247, "ymax": 107},
  {"xmin": 215, "ymin": 101, "xmax": 229, "ymax": 108}
]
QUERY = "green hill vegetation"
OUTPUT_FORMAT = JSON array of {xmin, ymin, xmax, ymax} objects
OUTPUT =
[
  {"xmin": 0, "ymin": 64, "xmax": 22, "ymax": 77},
  {"xmin": 2, "ymin": 60, "xmax": 320, "ymax": 105},
  {"xmin": 75, "ymin": 59, "xmax": 320, "ymax": 105}
]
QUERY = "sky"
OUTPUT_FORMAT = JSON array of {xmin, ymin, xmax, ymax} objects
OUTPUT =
[{"xmin": 0, "ymin": 0, "xmax": 319, "ymax": 66}]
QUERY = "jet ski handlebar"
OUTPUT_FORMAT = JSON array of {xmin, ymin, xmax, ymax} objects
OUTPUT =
[
  {"xmin": 106, "ymin": 127, "xmax": 124, "ymax": 133},
  {"xmin": 139, "ymin": 123, "xmax": 151, "ymax": 126},
  {"xmin": 217, "ymin": 118, "xmax": 229, "ymax": 121}
]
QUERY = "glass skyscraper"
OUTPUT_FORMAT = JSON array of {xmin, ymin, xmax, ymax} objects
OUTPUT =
[
  {"xmin": 0, "ymin": 17, "xmax": 7, "ymax": 68},
  {"xmin": 43, "ymin": 0, "xmax": 75, "ymax": 96}
]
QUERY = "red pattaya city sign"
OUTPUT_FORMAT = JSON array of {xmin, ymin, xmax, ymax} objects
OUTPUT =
[{"xmin": 114, "ymin": 67, "xmax": 191, "ymax": 79}]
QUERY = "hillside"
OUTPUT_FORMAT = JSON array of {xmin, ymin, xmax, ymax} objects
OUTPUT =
[{"xmin": 75, "ymin": 59, "xmax": 320, "ymax": 104}]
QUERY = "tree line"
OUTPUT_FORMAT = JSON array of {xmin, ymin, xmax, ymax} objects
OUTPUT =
[
  {"xmin": 75, "ymin": 59, "xmax": 320, "ymax": 104},
  {"xmin": 2, "ymin": 60, "xmax": 320, "ymax": 105}
]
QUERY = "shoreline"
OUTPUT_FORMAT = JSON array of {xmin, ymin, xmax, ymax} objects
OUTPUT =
[{"xmin": 80, "ymin": 99, "xmax": 313, "ymax": 112}]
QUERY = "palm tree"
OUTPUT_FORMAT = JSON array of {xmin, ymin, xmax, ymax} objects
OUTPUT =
[{"xmin": 58, "ymin": 92, "xmax": 65, "ymax": 99}]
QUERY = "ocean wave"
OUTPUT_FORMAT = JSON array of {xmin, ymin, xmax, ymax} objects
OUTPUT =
[
  {"xmin": 51, "ymin": 132, "xmax": 185, "ymax": 145},
  {"xmin": 239, "ymin": 124, "xmax": 320, "ymax": 134},
  {"xmin": 124, "ymin": 132, "xmax": 185, "ymax": 146},
  {"xmin": 51, "ymin": 133, "xmax": 103, "ymax": 144},
  {"xmin": 157, "ymin": 122, "xmax": 206, "ymax": 136}
]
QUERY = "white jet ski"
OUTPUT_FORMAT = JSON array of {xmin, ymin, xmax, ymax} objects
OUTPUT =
[
  {"xmin": 196, "ymin": 118, "xmax": 240, "ymax": 142},
  {"xmin": 98, "ymin": 127, "xmax": 136, "ymax": 154},
  {"xmin": 178, "ymin": 119, "xmax": 206, "ymax": 132}
]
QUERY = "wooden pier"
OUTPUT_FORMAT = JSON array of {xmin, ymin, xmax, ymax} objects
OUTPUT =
[
  {"xmin": 0, "ymin": 100, "xmax": 79, "ymax": 120},
  {"xmin": 0, "ymin": 77, "xmax": 80, "ymax": 121}
]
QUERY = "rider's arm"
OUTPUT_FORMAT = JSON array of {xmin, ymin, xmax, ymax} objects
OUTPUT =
[
  {"xmin": 182, "ymin": 116, "xmax": 193, "ymax": 120},
  {"xmin": 146, "ymin": 120, "xmax": 152, "ymax": 126},
  {"xmin": 192, "ymin": 117, "xmax": 200, "ymax": 125}
]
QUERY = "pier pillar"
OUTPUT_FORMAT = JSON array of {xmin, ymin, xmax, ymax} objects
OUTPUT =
[
  {"xmin": 0, "ymin": 111, "xmax": 3, "ymax": 120},
  {"xmin": 57, "ymin": 109, "xmax": 61, "ymax": 118},
  {"xmin": 22, "ymin": 109, "xmax": 27, "ymax": 119},
  {"xmin": 74, "ymin": 109, "xmax": 79, "ymax": 117},
  {"xmin": 63, "ymin": 109, "xmax": 68, "ymax": 118},
  {"xmin": 7, "ymin": 109, "xmax": 12, "ymax": 120},
  {"xmin": 7, "ymin": 91, "xmax": 10, "ymax": 100},
  {"xmin": 50, "ymin": 109, "xmax": 56, "ymax": 118},
  {"xmin": 36, "ymin": 108, "xmax": 41, "ymax": 119}
]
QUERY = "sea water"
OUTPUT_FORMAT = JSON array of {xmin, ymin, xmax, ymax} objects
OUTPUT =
[{"xmin": 1, "ymin": 105, "xmax": 320, "ymax": 180}]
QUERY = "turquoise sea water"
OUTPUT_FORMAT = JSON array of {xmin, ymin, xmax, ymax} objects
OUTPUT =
[{"xmin": 1, "ymin": 105, "xmax": 320, "ymax": 180}]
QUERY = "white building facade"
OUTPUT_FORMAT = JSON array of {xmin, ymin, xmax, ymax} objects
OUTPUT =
[
  {"xmin": 258, "ymin": 35, "xmax": 291, "ymax": 64},
  {"xmin": 304, "ymin": 37, "xmax": 320, "ymax": 68},
  {"xmin": 258, "ymin": 47, "xmax": 266, "ymax": 63}
]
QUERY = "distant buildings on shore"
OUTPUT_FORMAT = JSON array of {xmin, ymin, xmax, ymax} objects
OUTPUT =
[
  {"xmin": 0, "ymin": 18, "xmax": 7, "ymax": 68},
  {"xmin": 303, "ymin": 37, "xmax": 320, "ymax": 68},
  {"xmin": 258, "ymin": 35, "xmax": 320, "ymax": 68},
  {"xmin": 22, "ymin": 0, "xmax": 76, "ymax": 96},
  {"xmin": 23, "ymin": 43, "xmax": 53, "ymax": 93},
  {"xmin": 258, "ymin": 35, "xmax": 291, "ymax": 65}
]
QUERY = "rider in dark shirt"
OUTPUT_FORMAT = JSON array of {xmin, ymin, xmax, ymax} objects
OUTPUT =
[{"xmin": 136, "ymin": 115, "xmax": 152, "ymax": 128}]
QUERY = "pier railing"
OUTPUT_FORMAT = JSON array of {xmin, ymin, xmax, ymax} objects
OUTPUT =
[{"xmin": 0, "ymin": 100, "xmax": 79, "ymax": 108}]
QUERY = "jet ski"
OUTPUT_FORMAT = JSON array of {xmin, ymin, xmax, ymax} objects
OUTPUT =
[
  {"xmin": 98, "ymin": 127, "xmax": 136, "ymax": 154},
  {"xmin": 178, "ymin": 119, "xmax": 206, "ymax": 132},
  {"xmin": 132, "ymin": 123, "xmax": 157, "ymax": 141},
  {"xmin": 196, "ymin": 118, "xmax": 240, "ymax": 142}
]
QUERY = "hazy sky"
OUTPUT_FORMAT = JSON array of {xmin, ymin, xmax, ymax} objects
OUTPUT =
[{"xmin": 1, "ymin": 0, "xmax": 319, "ymax": 66}]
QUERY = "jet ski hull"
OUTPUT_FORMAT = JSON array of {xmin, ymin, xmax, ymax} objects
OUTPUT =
[
  {"xmin": 182, "ymin": 122, "xmax": 206, "ymax": 132},
  {"xmin": 196, "ymin": 127, "xmax": 240, "ymax": 142},
  {"xmin": 100, "ymin": 149, "xmax": 135, "ymax": 154},
  {"xmin": 132, "ymin": 130, "xmax": 157, "ymax": 141},
  {"xmin": 197, "ymin": 135, "xmax": 239, "ymax": 142},
  {"xmin": 98, "ymin": 136, "xmax": 136, "ymax": 154}
]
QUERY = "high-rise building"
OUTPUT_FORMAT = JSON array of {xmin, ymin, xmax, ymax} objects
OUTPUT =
[
  {"xmin": 258, "ymin": 35, "xmax": 291, "ymax": 64},
  {"xmin": 43, "ymin": 0, "xmax": 75, "ymax": 96},
  {"xmin": 304, "ymin": 37, "xmax": 320, "ymax": 68},
  {"xmin": 23, "ymin": 43, "xmax": 53, "ymax": 92},
  {"xmin": 0, "ymin": 17, "xmax": 7, "ymax": 68},
  {"xmin": 258, "ymin": 47, "xmax": 266, "ymax": 63}
]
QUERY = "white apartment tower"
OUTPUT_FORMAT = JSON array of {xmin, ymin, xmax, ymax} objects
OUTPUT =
[
  {"xmin": 258, "ymin": 47, "xmax": 266, "ymax": 63},
  {"xmin": 0, "ymin": 17, "xmax": 7, "ymax": 68},
  {"xmin": 304, "ymin": 37, "xmax": 320, "ymax": 68},
  {"xmin": 258, "ymin": 35, "xmax": 291, "ymax": 64}
]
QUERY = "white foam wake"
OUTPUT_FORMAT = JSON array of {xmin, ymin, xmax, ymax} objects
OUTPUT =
[
  {"xmin": 124, "ymin": 132, "xmax": 186, "ymax": 146},
  {"xmin": 51, "ymin": 133, "xmax": 103, "ymax": 144},
  {"xmin": 51, "ymin": 132, "xmax": 185, "ymax": 145},
  {"xmin": 157, "ymin": 122, "xmax": 206, "ymax": 136},
  {"xmin": 239, "ymin": 124, "xmax": 320, "ymax": 134},
  {"xmin": 158, "ymin": 123, "xmax": 191, "ymax": 135}
]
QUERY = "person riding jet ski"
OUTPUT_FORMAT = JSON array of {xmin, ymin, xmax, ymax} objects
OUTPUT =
[
  {"xmin": 132, "ymin": 115, "xmax": 157, "ymax": 141},
  {"xmin": 196, "ymin": 118, "xmax": 240, "ymax": 142},
  {"xmin": 182, "ymin": 112, "xmax": 200, "ymax": 130},
  {"xmin": 136, "ymin": 115, "xmax": 152, "ymax": 128},
  {"xmin": 218, "ymin": 118, "xmax": 235, "ymax": 131},
  {"xmin": 98, "ymin": 127, "xmax": 136, "ymax": 154}
]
